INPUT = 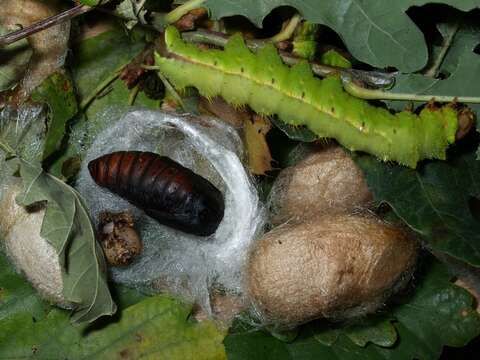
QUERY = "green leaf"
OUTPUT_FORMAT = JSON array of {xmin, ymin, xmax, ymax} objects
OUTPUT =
[
  {"xmin": 110, "ymin": 284, "xmax": 148, "ymax": 310},
  {"xmin": 0, "ymin": 253, "xmax": 49, "ymax": 323},
  {"xmin": 344, "ymin": 319, "xmax": 397, "ymax": 348},
  {"xmin": 48, "ymin": 26, "xmax": 157, "ymax": 177},
  {"xmin": 75, "ymin": 296, "xmax": 227, "ymax": 360},
  {"xmin": 389, "ymin": 259, "xmax": 480, "ymax": 357},
  {"xmin": 225, "ymin": 257, "xmax": 480, "ymax": 360},
  {"xmin": 385, "ymin": 19, "xmax": 479, "ymax": 113},
  {"xmin": 73, "ymin": 27, "xmax": 145, "ymax": 105},
  {"xmin": 15, "ymin": 159, "xmax": 116, "ymax": 324},
  {"xmin": 31, "ymin": 71, "xmax": 78, "ymax": 161},
  {"xmin": 379, "ymin": 17, "xmax": 480, "ymax": 156},
  {"xmin": 1, "ymin": 245, "xmax": 224, "ymax": 359},
  {"xmin": 204, "ymin": 0, "xmax": 479, "ymax": 72},
  {"xmin": 353, "ymin": 150, "xmax": 480, "ymax": 267},
  {"xmin": 0, "ymin": 295, "xmax": 226, "ymax": 360},
  {"xmin": 315, "ymin": 317, "xmax": 398, "ymax": 348},
  {"xmin": 0, "ymin": 25, "xmax": 32, "ymax": 91},
  {"xmin": 78, "ymin": 0, "xmax": 102, "ymax": 5}
]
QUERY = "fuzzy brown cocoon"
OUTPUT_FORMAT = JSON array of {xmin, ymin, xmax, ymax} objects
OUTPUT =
[
  {"xmin": 246, "ymin": 214, "xmax": 418, "ymax": 328},
  {"xmin": 268, "ymin": 145, "xmax": 372, "ymax": 225}
]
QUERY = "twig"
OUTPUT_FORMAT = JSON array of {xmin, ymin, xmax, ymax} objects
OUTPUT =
[
  {"xmin": 0, "ymin": 4, "xmax": 92, "ymax": 47},
  {"xmin": 180, "ymin": 30, "xmax": 396, "ymax": 88},
  {"xmin": 424, "ymin": 22, "xmax": 460, "ymax": 78},
  {"xmin": 269, "ymin": 14, "xmax": 302, "ymax": 43},
  {"xmin": 164, "ymin": 0, "xmax": 206, "ymax": 24},
  {"xmin": 342, "ymin": 77, "xmax": 480, "ymax": 103}
]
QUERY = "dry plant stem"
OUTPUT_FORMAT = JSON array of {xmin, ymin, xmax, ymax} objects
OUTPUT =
[
  {"xmin": 0, "ymin": 4, "xmax": 91, "ymax": 47},
  {"xmin": 269, "ymin": 14, "xmax": 302, "ymax": 43},
  {"xmin": 164, "ymin": 0, "xmax": 206, "ymax": 24},
  {"xmin": 180, "ymin": 30, "xmax": 395, "ymax": 89},
  {"xmin": 424, "ymin": 22, "xmax": 459, "ymax": 78},
  {"xmin": 343, "ymin": 78, "xmax": 480, "ymax": 103}
]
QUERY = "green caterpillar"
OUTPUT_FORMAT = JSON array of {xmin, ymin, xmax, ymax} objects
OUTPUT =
[{"xmin": 155, "ymin": 26, "xmax": 461, "ymax": 168}]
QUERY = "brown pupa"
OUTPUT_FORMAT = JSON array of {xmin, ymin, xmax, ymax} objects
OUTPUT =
[{"xmin": 89, "ymin": 151, "xmax": 225, "ymax": 236}]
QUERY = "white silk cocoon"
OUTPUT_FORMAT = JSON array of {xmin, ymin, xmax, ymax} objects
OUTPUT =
[{"xmin": 76, "ymin": 109, "xmax": 265, "ymax": 314}]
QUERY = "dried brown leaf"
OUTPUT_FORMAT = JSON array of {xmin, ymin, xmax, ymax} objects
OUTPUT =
[
  {"xmin": 199, "ymin": 96, "xmax": 249, "ymax": 128},
  {"xmin": 244, "ymin": 114, "xmax": 273, "ymax": 175}
]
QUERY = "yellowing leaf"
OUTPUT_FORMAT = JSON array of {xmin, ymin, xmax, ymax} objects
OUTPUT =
[
  {"xmin": 77, "ymin": 296, "xmax": 227, "ymax": 360},
  {"xmin": 244, "ymin": 115, "xmax": 273, "ymax": 175},
  {"xmin": 0, "ymin": 295, "xmax": 226, "ymax": 360},
  {"xmin": 199, "ymin": 96, "xmax": 249, "ymax": 128},
  {"xmin": 200, "ymin": 97, "xmax": 273, "ymax": 175}
]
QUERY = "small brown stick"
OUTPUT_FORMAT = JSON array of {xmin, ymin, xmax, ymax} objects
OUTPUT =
[{"xmin": 0, "ymin": 4, "xmax": 92, "ymax": 47}]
